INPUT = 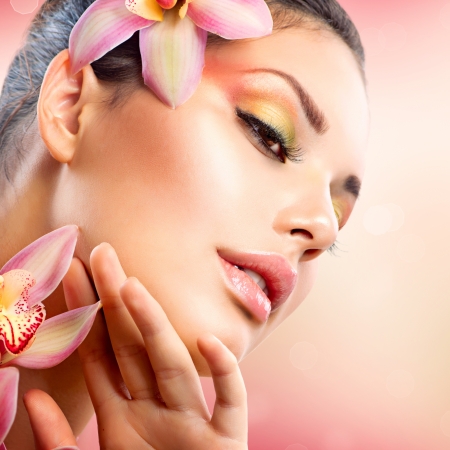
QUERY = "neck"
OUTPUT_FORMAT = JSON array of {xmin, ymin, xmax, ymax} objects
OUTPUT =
[{"xmin": 1, "ymin": 129, "xmax": 94, "ymax": 448}]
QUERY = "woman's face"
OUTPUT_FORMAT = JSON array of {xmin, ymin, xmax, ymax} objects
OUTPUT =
[{"xmin": 50, "ymin": 27, "xmax": 369, "ymax": 375}]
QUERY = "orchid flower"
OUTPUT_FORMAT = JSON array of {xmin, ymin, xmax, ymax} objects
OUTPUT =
[
  {"xmin": 0, "ymin": 226, "xmax": 101, "ymax": 448},
  {"xmin": 69, "ymin": 0, "xmax": 273, "ymax": 108}
]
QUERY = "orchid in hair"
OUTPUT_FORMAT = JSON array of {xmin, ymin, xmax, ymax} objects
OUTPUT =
[
  {"xmin": 69, "ymin": 0, "xmax": 273, "ymax": 108},
  {"xmin": 0, "ymin": 226, "xmax": 101, "ymax": 448}
]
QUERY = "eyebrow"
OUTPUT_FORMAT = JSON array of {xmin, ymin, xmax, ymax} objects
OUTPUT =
[
  {"xmin": 242, "ymin": 68, "xmax": 360, "ymax": 198},
  {"xmin": 344, "ymin": 175, "xmax": 361, "ymax": 199},
  {"xmin": 243, "ymin": 68, "xmax": 330, "ymax": 135}
]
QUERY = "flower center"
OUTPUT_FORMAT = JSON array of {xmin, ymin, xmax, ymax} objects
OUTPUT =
[
  {"xmin": 0, "ymin": 270, "xmax": 44, "ymax": 356},
  {"xmin": 178, "ymin": 0, "xmax": 193, "ymax": 19},
  {"xmin": 125, "ymin": 0, "xmax": 193, "ymax": 21}
]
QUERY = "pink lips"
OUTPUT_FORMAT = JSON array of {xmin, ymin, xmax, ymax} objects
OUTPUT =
[{"xmin": 218, "ymin": 249, "xmax": 298, "ymax": 323}]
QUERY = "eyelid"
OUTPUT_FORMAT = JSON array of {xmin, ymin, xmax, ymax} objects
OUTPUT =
[
  {"xmin": 236, "ymin": 108, "xmax": 286, "ymax": 162},
  {"xmin": 332, "ymin": 199, "xmax": 351, "ymax": 230},
  {"xmin": 235, "ymin": 107, "xmax": 304, "ymax": 163},
  {"xmin": 333, "ymin": 202, "xmax": 342, "ymax": 223},
  {"xmin": 238, "ymin": 101, "xmax": 296, "ymax": 143}
]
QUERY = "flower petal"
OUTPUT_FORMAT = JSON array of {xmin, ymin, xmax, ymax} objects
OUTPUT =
[
  {"xmin": 0, "ymin": 226, "xmax": 77, "ymax": 309},
  {"xmin": 0, "ymin": 444, "xmax": 6, "ymax": 450},
  {"xmin": 0, "ymin": 367, "xmax": 19, "ymax": 445},
  {"xmin": 69, "ymin": 0, "xmax": 155, "ymax": 75},
  {"xmin": 140, "ymin": 9, "xmax": 207, "ymax": 108},
  {"xmin": 0, "ymin": 270, "xmax": 35, "ymax": 310},
  {"xmin": 0, "ymin": 301, "xmax": 45, "ymax": 356},
  {"xmin": 187, "ymin": 0, "xmax": 273, "ymax": 39},
  {"xmin": 125, "ymin": 0, "xmax": 163, "ymax": 21},
  {"xmin": 4, "ymin": 303, "xmax": 101, "ymax": 369}
]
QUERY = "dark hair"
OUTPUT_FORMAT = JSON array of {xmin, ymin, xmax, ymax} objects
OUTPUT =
[{"xmin": 0, "ymin": 0, "xmax": 364, "ymax": 180}]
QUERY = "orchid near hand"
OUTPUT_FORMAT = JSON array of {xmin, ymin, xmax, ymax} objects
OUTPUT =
[
  {"xmin": 69, "ymin": 0, "xmax": 273, "ymax": 108},
  {"xmin": 0, "ymin": 226, "xmax": 101, "ymax": 448}
]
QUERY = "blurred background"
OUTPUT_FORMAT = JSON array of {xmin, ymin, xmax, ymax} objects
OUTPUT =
[{"xmin": 1, "ymin": 0, "xmax": 450, "ymax": 449}]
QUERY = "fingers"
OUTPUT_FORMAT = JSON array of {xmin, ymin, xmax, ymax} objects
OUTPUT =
[
  {"xmin": 120, "ymin": 277, "xmax": 209, "ymax": 415},
  {"xmin": 90, "ymin": 244, "xmax": 158, "ymax": 400},
  {"xmin": 23, "ymin": 389, "xmax": 77, "ymax": 450},
  {"xmin": 197, "ymin": 334, "xmax": 248, "ymax": 442},
  {"xmin": 62, "ymin": 257, "xmax": 124, "ymax": 409}
]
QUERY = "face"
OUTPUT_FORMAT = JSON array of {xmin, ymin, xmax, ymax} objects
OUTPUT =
[{"xmin": 50, "ymin": 27, "xmax": 369, "ymax": 375}]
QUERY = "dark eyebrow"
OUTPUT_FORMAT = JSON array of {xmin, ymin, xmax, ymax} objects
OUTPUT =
[
  {"xmin": 242, "ymin": 68, "xmax": 330, "ymax": 135},
  {"xmin": 344, "ymin": 175, "xmax": 361, "ymax": 199}
]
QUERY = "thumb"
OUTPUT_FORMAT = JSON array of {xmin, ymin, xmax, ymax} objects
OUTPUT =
[{"xmin": 23, "ymin": 389, "xmax": 78, "ymax": 450}]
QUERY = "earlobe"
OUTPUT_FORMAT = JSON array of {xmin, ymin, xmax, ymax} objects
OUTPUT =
[{"xmin": 37, "ymin": 49, "xmax": 99, "ymax": 164}]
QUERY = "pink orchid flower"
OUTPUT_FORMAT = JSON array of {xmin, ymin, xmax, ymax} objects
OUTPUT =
[
  {"xmin": 69, "ymin": 0, "xmax": 273, "ymax": 108},
  {"xmin": 0, "ymin": 226, "xmax": 101, "ymax": 448}
]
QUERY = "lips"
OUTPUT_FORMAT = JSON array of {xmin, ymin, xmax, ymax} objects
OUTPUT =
[{"xmin": 218, "ymin": 249, "xmax": 298, "ymax": 323}]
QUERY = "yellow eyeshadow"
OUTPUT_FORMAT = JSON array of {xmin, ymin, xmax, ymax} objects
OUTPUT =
[
  {"xmin": 332, "ymin": 200, "xmax": 344, "ymax": 226},
  {"xmin": 237, "ymin": 99, "xmax": 297, "ymax": 147}
]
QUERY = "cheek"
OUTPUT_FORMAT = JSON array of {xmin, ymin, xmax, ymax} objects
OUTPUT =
[{"xmin": 49, "ymin": 97, "xmax": 268, "ymax": 361}]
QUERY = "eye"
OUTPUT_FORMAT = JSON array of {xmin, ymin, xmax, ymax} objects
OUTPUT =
[{"xmin": 236, "ymin": 108, "xmax": 303, "ymax": 163}]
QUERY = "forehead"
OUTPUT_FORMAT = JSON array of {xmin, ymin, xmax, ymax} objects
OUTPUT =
[{"xmin": 205, "ymin": 28, "xmax": 369, "ymax": 169}]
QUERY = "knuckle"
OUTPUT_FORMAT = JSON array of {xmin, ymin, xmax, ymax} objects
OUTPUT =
[
  {"xmin": 114, "ymin": 343, "xmax": 147, "ymax": 359},
  {"xmin": 129, "ymin": 386, "xmax": 157, "ymax": 400},
  {"xmin": 155, "ymin": 364, "xmax": 190, "ymax": 382},
  {"xmin": 215, "ymin": 396, "xmax": 241, "ymax": 410},
  {"xmin": 139, "ymin": 320, "xmax": 165, "ymax": 339},
  {"xmin": 81, "ymin": 346, "xmax": 111, "ymax": 365},
  {"xmin": 214, "ymin": 360, "xmax": 239, "ymax": 379}
]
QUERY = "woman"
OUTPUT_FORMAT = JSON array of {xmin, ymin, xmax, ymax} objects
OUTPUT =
[{"xmin": 0, "ymin": 0, "xmax": 369, "ymax": 448}]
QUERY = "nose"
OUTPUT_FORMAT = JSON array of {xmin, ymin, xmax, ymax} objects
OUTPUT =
[{"xmin": 272, "ymin": 189, "xmax": 339, "ymax": 263}]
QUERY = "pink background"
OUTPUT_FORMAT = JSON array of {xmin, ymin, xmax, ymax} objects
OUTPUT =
[{"xmin": 2, "ymin": 1, "xmax": 450, "ymax": 449}]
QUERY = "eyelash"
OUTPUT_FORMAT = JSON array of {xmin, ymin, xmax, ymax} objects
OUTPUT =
[
  {"xmin": 327, "ymin": 241, "xmax": 342, "ymax": 256},
  {"xmin": 236, "ymin": 108, "xmax": 304, "ymax": 163},
  {"xmin": 236, "ymin": 107, "xmax": 341, "ymax": 255}
]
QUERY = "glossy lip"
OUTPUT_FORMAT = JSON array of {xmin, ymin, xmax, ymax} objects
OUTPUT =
[{"xmin": 217, "ymin": 249, "xmax": 298, "ymax": 323}]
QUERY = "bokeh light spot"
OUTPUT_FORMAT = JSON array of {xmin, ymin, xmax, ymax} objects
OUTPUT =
[
  {"xmin": 386, "ymin": 369, "xmax": 415, "ymax": 398},
  {"xmin": 440, "ymin": 411, "xmax": 450, "ymax": 437},
  {"xmin": 363, "ymin": 205, "xmax": 393, "ymax": 235},
  {"xmin": 285, "ymin": 445, "xmax": 308, "ymax": 450},
  {"xmin": 396, "ymin": 234, "xmax": 426, "ymax": 263},
  {"xmin": 380, "ymin": 23, "xmax": 407, "ymax": 51},
  {"xmin": 290, "ymin": 341, "xmax": 318, "ymax": 370},
  {"xmin": 440, "ymin": 3, "xmax": 450, "ymax": 30},
  {"xmin": 10, "ymin": 0, "xmax": 38, "ymax": 14}
]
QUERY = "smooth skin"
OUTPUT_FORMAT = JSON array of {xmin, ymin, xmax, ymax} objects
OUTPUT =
[
  {"xmin": 24, "ymin": 246, "xmax": 247, "ymax": 450},
  {"xmin": 1, "ymin": 25, "xmax": 369, "ymax": 448}
]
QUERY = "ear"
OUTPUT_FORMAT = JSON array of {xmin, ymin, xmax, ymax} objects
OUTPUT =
[{"xmin": 37, "ymin": 49, "xmax": 101, "ymax": 164}]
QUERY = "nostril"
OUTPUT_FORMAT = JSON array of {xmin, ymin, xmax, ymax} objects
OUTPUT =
[
  {"xmin": 290, "ymin": 228, "xmax": 313, "ymax": 239},
  {"xmin": 304, "ymin": 248, "xmax": 321, "ymax": 257}
]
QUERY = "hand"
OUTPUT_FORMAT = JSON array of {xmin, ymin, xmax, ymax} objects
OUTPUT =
[
  {"xmin": 26, "ymin": 243, "xmax": 248, "ymax": 450},
  {"xmin": 23, "ymin": 389, "xmax": 78, "ymax": 450}
]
